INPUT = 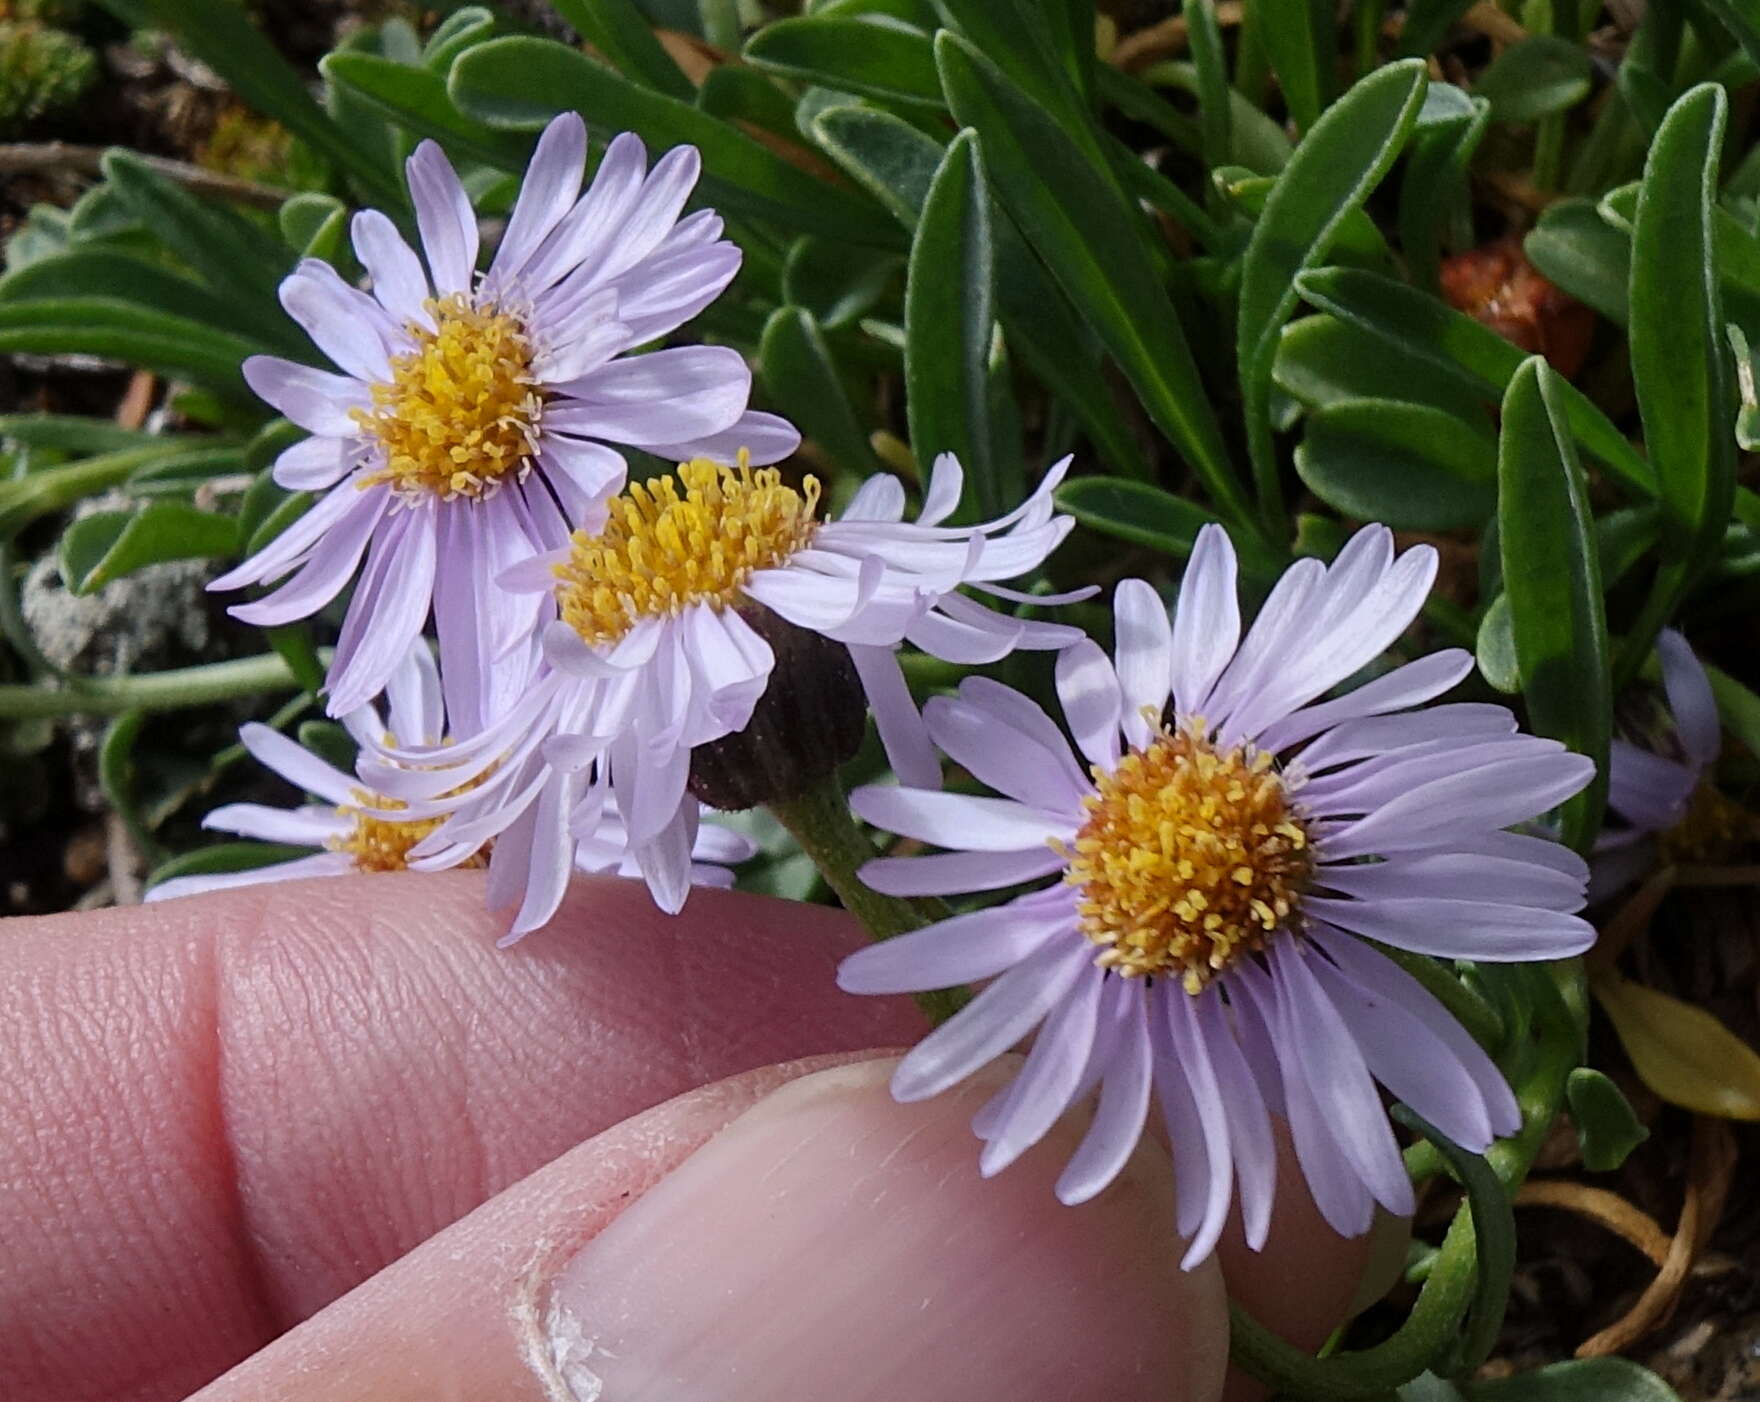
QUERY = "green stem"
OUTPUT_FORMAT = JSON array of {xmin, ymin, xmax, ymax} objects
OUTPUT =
[
  {"xmin": 1371, "ymin": 942, "xmax": 1504, "ymax": 1052},
  {"xmin": 768, "ymin": 775, "xmax": 965, "ymax": 1023},
  {"xmin": 0, "ymin": 651, "xmax": 309, "ymax": 718},
  {"xmin": 1229, "ymin": 961, "xmax": 1582, "ymax": 1397},
  {"xmin": 0, "ymin": 446, "xmax": 182, "ymax": 538}
]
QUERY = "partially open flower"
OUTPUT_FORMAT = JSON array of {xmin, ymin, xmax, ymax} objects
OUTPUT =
[
  {"xmin": 212, "ymin": 112, "xmax": 796, "ymax": 727},
  {"xmin": 1593, "ymin": 628, "xmax": 1752, "ymax": 897},
  {"xmin": 145, "ymin": 643, "xmax": 752, "ymax": 910},
  {"xmin": 837, "ymin": 525, "xmax": 1595, "ymax": 1266},
  {"xmin": 358, "ymin": 452, "xmax": 1089, "ymax": 935}
]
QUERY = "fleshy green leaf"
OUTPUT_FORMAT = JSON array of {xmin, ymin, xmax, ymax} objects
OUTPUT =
[
  {"xmin": 1295, "ymin": 400, "xmax": 1496, "ymax": 530},
  {"xmin": 0, "ymin": 299, "xmax": 258, "ymax": 398},
  {"xmin": 1463, "ymin": 1359, "xmax": 1682, "ymax": 1401},
  {"xmin": 1274, "ymin": 315, "xmax": 1487, "ymax": 421},
  {"xmin": 782, "ymin": 238, "xmax": 900, "ymax": 330},
  {"xmin": 758, "ymin": 306, "xmax": 879, "ymax": 475},
  {"xmin": 0, "ymin": 249, "xmax": 297, "ymax": 357},
  {"xmin": 546, "ymin": 0, "xmax": 695, "ymax": 98},
  {"xmin": 1566, "ymin": 1068, "xmax": 1649, "ymax": 1173},
  {"xmin": 905, "ymin": 131, "xmax": 1003, "ymax": 520},
  {"xmin": 1496, "ymin": 358, "xmax": 1610, "ymax": 851},
  {"xmin": 1473, "ymin": 36, "xmax": 1593, "ymax": 124},
  {"xmin": 745, "ymin": 15, "xmax": 942, "ymax": 108},
  {"xmin": 59, "ymin": 501, "xmax": 239, "ymax": 595},
  {"xmin": 1400, "ymin": 92, "xmax": 1489, "ymax": 291},
  {"xmin": 1257, "ymin": 0, "xmax": 1328, "ymax": 131},
  {"xmin": 1236, "ymin": 60, "xmax": 1428, "ymax": 523},
  {"xmin": 1524, "ymin": 199, "xmax": 1630, "ymax": 324},
  {"xmin": 936, "ymin": 33, "xmax": 1249, "ymax": 529},
  {"xmin": 1594, "ymin": 976, "xmax": 1760, "ymax": 1121},
  {"xmin": 1476, "ymin": 593, "xmax": 1519, "ymax": 694},
  {"xmin": 1053, "ymin": 477, "xmax": 1217, "ymax": 559},
  {"xmin": 449, "ymin": 37, "xmax": 902, "ymax": 248},
  {"xmin": 1183, "ymin": 0, "xmax": 1231, "ymax": 168},
  {"xmin": 321, "ymin": 50, "xmax": 536, "ymax": 169},
  {"xmin": 1294, "ymin": 268, "xmax": 1658, "ymax": 498},
  {"xmin": 811, "ymin": 105, "xmax": 1152, "ymax": 481},
  {"xmin": 145, "ymin": 842, "xmax": 315, "ymax": 893}
]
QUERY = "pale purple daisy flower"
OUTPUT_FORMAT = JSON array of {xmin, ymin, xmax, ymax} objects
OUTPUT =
[
  {"xmin": 836, "ymin": 524, "xmax": 1596, "ymax": 1266},
  {"xmin": 354, "ymin": 451, "xmax": 1090, "ymax": 935},
  {"xmin": 211, "ymin": 112, "xmax": 797, "ymax": 727},
  {"xmin": 146, "ymin": 642, "xmax": 753, "ymax": 908},
  {"xmin": 1592, "ymin": 628, "xmax": 1726, "ymax": 897}
]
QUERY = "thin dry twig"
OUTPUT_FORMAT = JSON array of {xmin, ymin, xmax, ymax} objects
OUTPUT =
[
  {"xmin": 0, "ymin": 142, "xmax": 289, "ymax": 210},
  {"xmin": 1577, "ymin": 1117, "xmax": 1738, "ymax": 1356},
  {"xmin": 1109, "ymin": 3, "xmax": 1244, "ymax": 72},
  {"xmin": 1515, "ymin": 1180, "xmax": 1673, "ymax": 1267}
]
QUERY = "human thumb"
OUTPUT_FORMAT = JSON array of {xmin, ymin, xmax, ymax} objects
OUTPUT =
[{"xmin": 191, "ymin": 1054, "xmax": 1232, "ymax": 1402}]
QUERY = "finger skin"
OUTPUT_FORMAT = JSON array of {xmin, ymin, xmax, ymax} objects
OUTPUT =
[
  {"xmin": 188, "ymin": 1058, "xmax": 1233, "ymax": 1402},
  {"xmin": 0, "ymin": 872, "xmax": 927, "ymax": 1402}
]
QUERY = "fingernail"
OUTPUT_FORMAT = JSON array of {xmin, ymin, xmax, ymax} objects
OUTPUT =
[{"xmin": 542, "ymin": 1057, "xmax": 1227, "ymax": 1402}]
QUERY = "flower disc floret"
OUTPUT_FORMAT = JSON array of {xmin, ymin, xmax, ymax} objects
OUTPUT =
[
  {"xmin": 331, "ymin": 788, "xmax": 490, "ymax": 873},
  {"xmin": 353, "ymin": 294, "xmax": 542, "ymax": 502},
  {"xmin": 555, "ymin": 457, "xmax": 821, "ymax": 645},
  {"xmin": 1065, "ymin": 726, "xmax": 1311, "ymax": 990}
]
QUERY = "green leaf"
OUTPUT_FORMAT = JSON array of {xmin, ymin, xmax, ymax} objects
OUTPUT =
[
  {"xmin": 758, "ymin": 306, "xmax": 879, "ymax": 474},
  {"xmin": 1274, "ymin": 315, "xmax": 1487, "ymax": 421},
  {"xmin": 0, "ymin": 248, "xmax": 297, "ymax": 357},
  {"xmin": 1565, "ymin": 1068, "xmax": 1649, "ymax": 1173},
  {"xmin": 1216, "ymin": 169, "xmax": 1390, "ymax": 265},
  {"xmin": 746, "ymin": 16, "xmax": 943, "ymax": 108},
  {"xmin": 1462, "ymin": 1359, "xmax": 1681, "ymax": 1402},
  {"xmin": 145, "ymin": 842, "xmax": 316, "ymax": 893},
  {"xmin": 1496, "ymin": 358, "xmax": 1610, "ymax": 851},
  {"xmin": 1697, "ymin": 0, "xmax": 1760, "ymax": 76},
  {"xmin": 1120, "ymin": 61, "xmax": 1291, "ymax": 173},
  {"xmin": 782, "ymin": 238, "xmax": 900, "ymax": 329},
  {"xmin": 905, "ymin": 132, "xmax": 1004, "ymax": 519},
  {"xmin": 1236, "ymin": 60, "xmax": 1428, "ymax": 525},
  {"xmin": 1630, "ymin": 84, "xmax": 1735, "ymax": 562},
  {"xmin": 1053, "ymin": 477, "xmax": 1218, "ymax": 561},
  {"xmin": 1295, "ymin": 400, "xmax": 1497, "ymax": 530},
  {"xmin": 450, "ymin": 38, "xmax": 902, "ymax": 249},
  {"xmin": 99, "ymin": 710, "xmax": 163, "ymax": 865},
  {"xmin": 423, "ymin": 6, "xmax": 499, "ymax": 72},
  {"xmin": 122, "ymin": 0, "xmax": 403, "ymax": 204},
  {"xmin": 1620, "ymin": 84, "xmax": 1736, "ymax": 687},
  {"xmin": 1476, "ymin": 592, "xmax": 1519, "ymax": 694},
  {"xmin": 58, "ymin": 501, "xmax": 239, "ymax": 595},
  {"xmin": 1523, "ymin": 199, "xmax": 1630, "ymax": 323},
  {"xmin": 278, "ymin": 193, "xmax": 348, "ymax": 262},
  {"xmin": 1473, "ymin": 35, "xmax": 1593, "ymax": 123},
  {"xmin": 1257, "ymin": 0, "xmax": 1328, "ymax": 131},
  {"xmin": 1400, "ymin": 93, "xmax": 1489, "ymax": 291},
  {"xmin": 932, "ymin": 0, "xmax": 1095, "ymax": 147},
  {"xmin": 1390, "ymin": 1105, "xmax": 1516, "ymax": 1376},
  {"xmin": 100, "ymin": 151, "xmax": 294, "ymax": 320},
  {"xmin": 547, "ymin": 0, "xmax": 695, "ymax": 98},
  {"xmin": 1183, "ymin": 0, "xmax": 1231, "ymax": 168},
  {"xmin": 811, "ymin": 105, "xmax": 1151, "ymax": 482},
  {"xmin": 0, "ymin": 298, "xmax": 259, "ymax": 397},
  {"xmin": 1294, "ymin": 267, "xmax": 1658, "ymax": 498},
  {"xmin": 0, "ymin": 416, "xmax": 215, "ymax": 458},
  {"xmin": 697, "ymin": 65, "xmax": 802, "ymax": 139},
  {"xmin": 322, "ymin": 50, "xmax": 535, "ymax": 169},
  {"xmin": 937, "ymin": 34, "xmax": 1249, "ymax": 530}
]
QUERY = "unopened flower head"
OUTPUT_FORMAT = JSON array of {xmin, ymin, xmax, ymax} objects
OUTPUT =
[
  {"xmin": 837, "ymin": 524, "xmax": 1596, "ymax": 1266},
  {"xmin": 146, "ymin": 643, "xmax": 752, "ymax": 915},
  {"xmin": 355, "ymin": 451, "xmax": 1091, "ymax": 936},
  {"xmin": 212, "ymin": 112, "xmax": 797, "ymax": 727}
]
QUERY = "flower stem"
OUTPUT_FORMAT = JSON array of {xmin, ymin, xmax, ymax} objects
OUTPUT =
[
  {"xmin": 767, "ymin": 775, "xmax": 964, "ymax": 1023},
  {"xmin": 0, "ymin": 652, "xmax": 310, "ymax": 719}
]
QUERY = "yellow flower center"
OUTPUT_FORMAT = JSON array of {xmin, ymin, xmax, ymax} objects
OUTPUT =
[
  {"xmin": 1062, "ymin": 726, "xmax": 1312, "ymax": 992},
  {"xmin": 352, "ymin": 294, "xmax": 542, "ymax": 501},
  {"xmin": 554, "ymin": 457, "xmax": 821, "ymax": 647},
  {"xmin": 1659, "ymin": 779, "xmax": 1760, "ymax": 864},
  {"xmin": 329, "ymin": 787, "xmax": 489, "ymax": 874}
]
